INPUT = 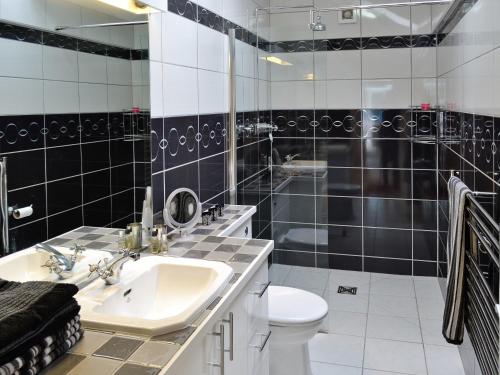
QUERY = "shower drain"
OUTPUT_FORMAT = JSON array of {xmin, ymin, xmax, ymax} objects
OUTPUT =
[{"xmin": 337, "ymin": 286, "xmax": 357, "ymax": 295}]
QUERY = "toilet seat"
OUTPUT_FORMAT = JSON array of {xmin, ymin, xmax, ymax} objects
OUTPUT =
[{"xmin": 268, "ymin": 286, "xmax": 328, "ymax": 327}]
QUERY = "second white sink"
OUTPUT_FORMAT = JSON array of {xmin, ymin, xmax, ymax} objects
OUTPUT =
[{"xmin": 77, "ymin": 255, "xmax": 234, "ymax": 336}]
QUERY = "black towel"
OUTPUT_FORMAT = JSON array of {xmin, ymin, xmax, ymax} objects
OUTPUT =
[{"xmin": 0, "ymin": 279, "xmax": 79, "ymax": 364}]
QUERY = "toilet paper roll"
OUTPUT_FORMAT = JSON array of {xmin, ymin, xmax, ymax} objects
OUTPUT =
[{"xmin": 13, "ymin": 206, "xmax": 33, "ymax": 220}]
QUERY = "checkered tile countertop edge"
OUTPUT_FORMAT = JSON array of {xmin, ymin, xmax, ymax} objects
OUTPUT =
[{"xmin": 41, "ymin": 205, "xmax": 273, "ymax": 375}]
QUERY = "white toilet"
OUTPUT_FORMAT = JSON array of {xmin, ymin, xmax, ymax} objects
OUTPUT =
[{"xmin": 268, "ymin": 286, "xmax": 328, "ymax": 375}]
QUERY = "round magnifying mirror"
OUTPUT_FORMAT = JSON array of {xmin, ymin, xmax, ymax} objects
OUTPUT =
[{"xmin": 163, "ymin": 188, "xmax": 201, "ymax": 239}]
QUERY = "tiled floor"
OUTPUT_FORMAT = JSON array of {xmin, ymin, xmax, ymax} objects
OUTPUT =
[{"xmin": 269, "ymin": 264, "xmax": 466, "ymax": 375}]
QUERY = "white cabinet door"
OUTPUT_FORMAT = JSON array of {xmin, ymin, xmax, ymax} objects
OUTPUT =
[
  {"xmin": 227, "ymin": 219, "xmax": 252, "ymax": 239},
  {"xmin": 223, "ymin": 291, "xmax": 248, "ymax": 375},
  {"xmin": 167, "ymin": 320, "xmax": 223, "ymax": 375}
]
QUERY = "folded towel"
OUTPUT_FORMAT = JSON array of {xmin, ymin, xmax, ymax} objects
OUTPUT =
[
  {"xmin": 0, "ymin": 279, "xmax": 79, "ymax": 360},
  {"xmin": 0, "ymin": 317, "xmax": 82, "ymax": 375},
  {"xmin": 442, "ymin": 176, "xmax": 471, "ymax": 344}
]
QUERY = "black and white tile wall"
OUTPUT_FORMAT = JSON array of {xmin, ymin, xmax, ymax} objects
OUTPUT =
[
  {"xmin": 270, "ymin": 109, "xmax": 439, "ymax": 275},
  {"xmin": 0, "ymin": 5, "xmax": 150, "ymax": 253},
  {"xmin": 149, "ymin": 0, "xmax": 273, "ymax": 241}
]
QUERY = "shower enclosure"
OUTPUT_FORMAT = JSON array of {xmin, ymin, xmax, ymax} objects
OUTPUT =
[{"xmin": 235, "ymin": 0, "xmax": 450, "ymax": 275}]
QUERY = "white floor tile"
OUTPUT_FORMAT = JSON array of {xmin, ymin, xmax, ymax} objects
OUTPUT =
[
  {"xmin": 329, "ymin": 270, "xmax": 371, "ymax": 295},
  {"xmin": 420, "ymin": 318, "xmax": 454, "ymax": 346},
  {"xmin": 414, "ymin": 276, "xmax": 443, "ymax": 300},
  {"xmin": 364, "ymin": 338, "xmax": 427, "ymax": 375},
  {"xmin": 370, "ymin": 274, "xmax": 415, "ymax": 297},
  {"xmin": 369, "ymin": 295, "xmax": 418, "ymax": 318},
  {"xmin": 284, "ymin": 266, "xmax": 330, "ymax": 291},
  {"xmin": 362, "ymin": 370, "xmax": 408, "ymax": 375},
  {"xmin": 269, "ymin": 264, "xmax": 292, "ymax": 285},
  {"xmin": 311, "ymin": 362, "xmax": 362, "ymax": 375},
  {"xmin": 322, "ymin": 310, "xmax": 367, "ymax": 337},
  {"xmin": 324, "ymin": 289, "xmax": 370, "ymax": 314},
  {"xmin": 309, "ymin": 333, "xmax": 365, "ymax": 368},
  {"xmin": 417, "ymin": 297, "xmax": 445, "ymax": 319},
  {"xmin": 425, "ymin": 344, "xmax": 465, "ymax": 375},
  {"xmin": 366, "ymin": 314, "xmax": 422, "ymax": 343}
]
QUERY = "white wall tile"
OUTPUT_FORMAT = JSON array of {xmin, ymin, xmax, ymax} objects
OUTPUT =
[
  {"xmin": 318, "ymin": 80, "xmax": 362, "ymax": 109},
  {"xmin": 362, "ymin": 79, "xmax": 411, "ymax": 109},
  {"xmin": 43, "ymin": 46, "xmax": 78, "ymax": 82},
  {"xmin": 223, "ymin": 0, "xmax": 249, "ymax": 29},
  {"xmin": 149, "ymin": 11, "xmax": 162, "ymax": 62},
  {"xmin": 44, "ymin": 81, "xmax": 79, "ymax": 114},
  {"xmin": 461, "ymin": 0, "xmax": 496, "ymax": 62},
  {"xmin": 198, "ymin": 25, "xmax": 225, "ymax": 72},
  {"xmin": 79, "ymin": 83, "xmax": 108, "ymax": 113},
  {"xmin": 270, "ymin": 52, "xmax": 314, "ymax": 81},
  {"xmin": 0, "ymin": 77, "xmax": 43, "ymax": 115},
  {"xmin": 163, "ymin": 64, "xmax": 198, "ymax": 117},
  {"xmin": 270, "ymin": 12, "xmax": 313, "ymax": 42},
  {"xmin": 314, "ymin": 50, "xmax": 362, "ymax": 80},
  {"xmin": 412, "ymin": 47, "xmax": 436, "ymax": 78},
  {"xmin": 199, "ymin": 70, "xmax": 226, "ymax": 114},
  {"xmin": 360, "ymin": 2, "xmax": 410, "ymax": 37},
  {"xmin": 107, "ymin": 57, "xmax": 132, "ymax": 86},
  {"xmin": 411, "ymin": 5, "xmax": 432, "ymax": 35},
  {"xmin": 271, "ymin": 80, "xmax": 314, "ymax": 109},
  {"xmin": 243, "ymin": 76, "xmax": 257, "ymax": 112},
  {"xmin": 258, "ymin": 79, "xmax": 270, "ymax": 110},
  {"xmin": 314, "ymin": 0, "xmax": 362, "ymax": 39},
  {"xmin": 463, "ymin": 51, "xmax": 494, "ymax": 115},
  {"xmin": 108, "ymin": 85, "xmax": 132, "ymax": 112},
  {"xmin": 78, "ymin": 53, "xmax": 107, "ymax": 84},
  {"xmin": 149, "ymin": 61, "xmax": 163, "ymax": 117},
  {"xmin": 362, "ymin": 48, "xmax": 411, "ymax": 79},
  {"xmin": 0, "ymin": 0, "xmax": 46, "ymax": 29},
  {"xmin": 109, "ymin": 25, "xmax": 135, "ymax": 49},
  {"xmin": 198, "ymin": 0, "xmax": 223, "ymax": 14},
  {"xmin": 0, "ymin": 38, "xmax": 42, "ymax": 79},
  {"xmin": 162, "ymin": 12, "xmax": 197, "ymax": 68},
  {"xmin": 132, "ymin": 61, "xmax": 149, "ymax": 86},
  {"xmin": 412, "ymin": 78, "xmax": 437, "ymax": 107},
  {"xmin": 80, "ymin": 9, "xmax": 110, "ymax": 45},
  {"xmin": 493, "ymin": 48, "xmax": 500, "ymax": 117},
  {"xmin": 46, "ymin": 0, "xmax": 82, "ymax": 38}
]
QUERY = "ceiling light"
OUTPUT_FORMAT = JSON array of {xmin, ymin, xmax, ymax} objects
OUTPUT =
[
  {"xmin": 98, "ymin": 0, "xmax": 151, "ymax": 14},
  {"xmin": 261, "ymin": 56, "xmax": 293, "ymax": 66}
]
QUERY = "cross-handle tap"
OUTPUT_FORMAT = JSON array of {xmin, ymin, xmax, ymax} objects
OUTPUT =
[
  {"xmin": 285, "ymin": 153, "xmax": 301, "ymax": 162},
  {"xmin": 88, "ymin": 249, "xmax": 140, "ymax": 285}
]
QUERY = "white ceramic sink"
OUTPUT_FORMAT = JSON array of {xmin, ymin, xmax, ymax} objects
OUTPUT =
[
  {"xmin": 0, "ymin": 246, "xmax": 112, "ymax": 285},
  {"xmin": 282, "ymin": 160, "xmax": 327, "ymax": 172},
  {"xmin": 77, "ymin": 255, "xmax": 234, "ymax": 336}
]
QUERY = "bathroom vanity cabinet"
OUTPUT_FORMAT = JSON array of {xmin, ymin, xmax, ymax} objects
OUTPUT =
[{"xmin": 167, "ymin": 261, "xmax": 270, "ymax": 375}]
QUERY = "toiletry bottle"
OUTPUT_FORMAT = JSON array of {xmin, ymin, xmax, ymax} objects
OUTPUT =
[
  {"xmin": 117, "ymin": 230, "xmax": 126, "ymax": 250},
  {"xmin": 161, "ymin": 234, "xmax": 169, "ymax": 253},
  {"xmin": 150, "ymin": 229, "xmax": 161, "ymax": 254}
]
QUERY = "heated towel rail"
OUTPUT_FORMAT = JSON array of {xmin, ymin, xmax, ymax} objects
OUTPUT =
[{"xmin": 463, "ymin": 192, "xmax": 499, "ymax": 375}]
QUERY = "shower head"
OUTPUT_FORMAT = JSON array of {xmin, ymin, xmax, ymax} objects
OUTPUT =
[{"xmin": 309, "ymin": 11, "xmax": 326, "ymax": 32}]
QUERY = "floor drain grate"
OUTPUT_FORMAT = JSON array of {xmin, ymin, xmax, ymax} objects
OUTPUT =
[{"xmin": 338, "ymin": 286, "xmax": 357, "ymax": 295}]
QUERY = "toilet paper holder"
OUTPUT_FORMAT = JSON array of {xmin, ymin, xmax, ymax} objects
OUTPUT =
[{"xmin": 8, "ymin": 204, "xmax": 34, "ymax": 220}]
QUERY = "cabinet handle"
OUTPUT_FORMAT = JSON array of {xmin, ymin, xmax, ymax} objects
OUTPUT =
[
  {"xmin": 222, "ymin": 312, "xmax": 234, "ymax": 361},
  {"xmin": 244, "ymin": 226, "xmax": 249, "ymax": 236},
  {"xmin": 251, "ymin": 331, "xmax": 272, "ymax": 352},
  {"xmin": 211, "ymin": 324, "xmax": 225, "ymax": 374},
  {"xmin": 251, "ymin": 281, "xmax": 271, "ymax": 298}
]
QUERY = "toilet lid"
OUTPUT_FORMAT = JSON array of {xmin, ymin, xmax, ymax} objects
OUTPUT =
[{"xmin": 268, "ymin": 286, "xmax": 328, "ymax": 326}]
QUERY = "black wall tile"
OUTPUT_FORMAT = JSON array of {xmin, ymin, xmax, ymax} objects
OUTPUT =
[
  {"xmin": 316, "ymin": 225, "xmax": 362, "ymax": 256},
  {"xmin": 47, "ymin": 207, "xmax": 83, "ymax": 238},
  {"xmin": 46, "ymin": 145, "xmax": 81, "ymax": 181},
  {"xmin": 273, "ymin": 249, "xmax": 315, "ymax": 267},
  {"xmin": 83, "ymin": 198, "xmax": 112, "ymax": 227},
  {"xmin": 364, "ymin": 228, "xmax": 412, "ymax": 259},
  {"xmin": 47, "ymin": 176, "xmax": 82, "ymax": 215},
  {"xmin": 365, "ymin": 257, "xmax": 412, "ymax": 275},
  {"xmin": 413, "ymin": 230, "xmax": 438, "ymax": 261},
  {"xmin": 8, "ymin": 184, "xmax": 46, "ymax": 228},
  {"xmin": 82, "ymin": 140, "xmax": 110, "ymax": 173},
  {"xmin": 316, "ymin": 139, "xmax": 362, "ymax": 167},
  {"xmin": 317, "ymin": 253, "xmax": 362, "ymax": 271},
  {"xmin": 363, "ymin": 139, "xmax": 411, "ymax": 168},
  {"xmin": 83, "ymin": 169, "xmax": 111, "ymax": 203},
  {"xmin": 9, "ymin": 219, "xmax": 47, "ymax": 253},
  {"xmin": 5, "ymin": 149, "xmax": 45, "ymax": 190},
  {"xmin": 363, "ymin": 169, "xmax": 412, "ymax": 198},
  {"xmin": 363, "ymin": 198, "xmax": 412, "ymax": 229}
]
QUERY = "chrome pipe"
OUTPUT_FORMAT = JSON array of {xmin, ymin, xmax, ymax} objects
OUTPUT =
[
  {"xmin": 257, "ymin": 0, "xmax": 453, "ymax": 13},
  {"xmin": 0, "ymin": 157, "xmax": 8, "ymax": 256},
  {"xmin": 55, "ymin": 20, "xmax": 148, "ymax": 31},
  {"xmin": 227, "ymin": 29, "xmax": 237, "ymax": 205}
]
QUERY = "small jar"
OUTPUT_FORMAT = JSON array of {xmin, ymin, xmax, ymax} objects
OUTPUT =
[
  {"xmin": 202, "ymin": 210, "xmax": 211, "ymax": 225},
  {"xmin": 216, "ymin": 204, "xmax": 223, "ymax": 217},
  {"xmin": 209, "ymin": 205, "xmax": 217, "ymax": 221},
  {"xmin": 160, "ymin": 234, "xmax": 169, "ymax": 253}
]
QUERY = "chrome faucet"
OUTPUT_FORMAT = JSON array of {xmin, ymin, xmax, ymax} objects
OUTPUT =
[
  {"xmin": 285, "ymin": 153, "xmax": 301, "ymax": 162},
  {"xmin": 88, "ymin": 249, "xmax": 140, "ymax": 285},
  {"xmin": 37, "ymin": 243, "xmax": 84, "ymax": 279}
]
